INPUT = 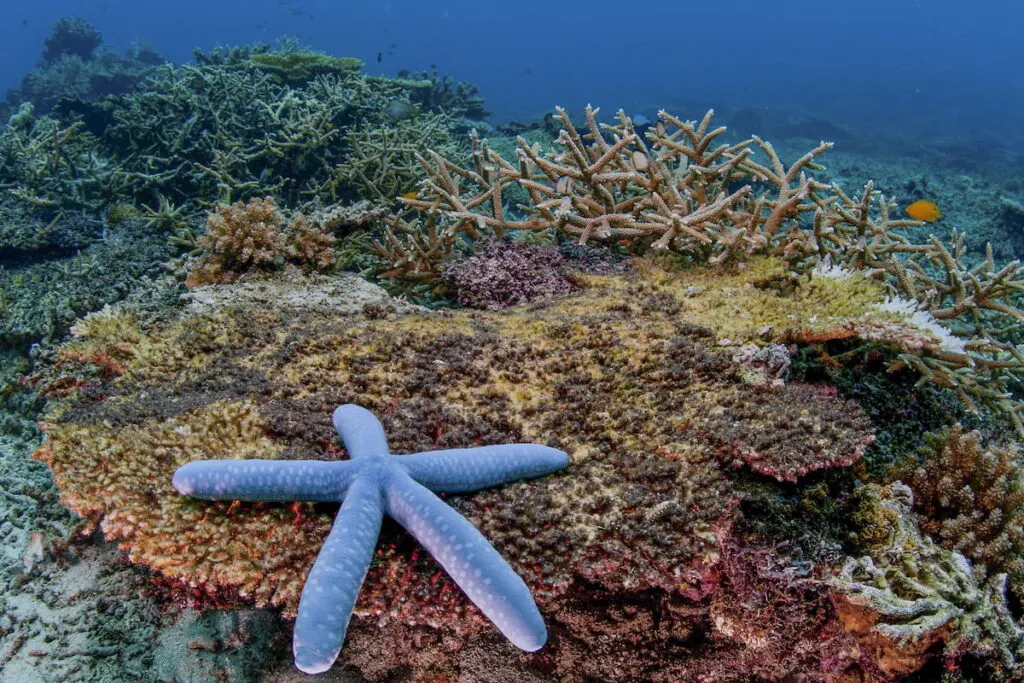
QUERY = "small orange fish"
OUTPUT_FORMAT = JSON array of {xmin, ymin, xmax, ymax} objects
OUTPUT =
[
  {"xmin": 400, "ymin": 191, "xmax": 419, "ymax": 200},
  {"xmin": 906, "ymin": 200, "xmax": 941, "ymax": 222}
]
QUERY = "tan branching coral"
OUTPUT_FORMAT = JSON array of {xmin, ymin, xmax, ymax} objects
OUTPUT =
[
  {"xmin": 383, "ymin": 105, "xmax": 873, "ymax": 273},
  {"xmin": 187, "ymin": 196, "xmax": 287, "ymax": 286},
  {"xmin": 286, "ymin": 212, "xmax": 336, "ymax": 272},
  {"xmin": 387, "ymin": 105, "xmax": 1024, "ymax": 429},
  {"xmin": 186, "ymin": 196, "xmax": 344, "ymax": 285},
  {"xmin": 903, "ymin": 425, "xmax": 1024, "ymax": 584}
]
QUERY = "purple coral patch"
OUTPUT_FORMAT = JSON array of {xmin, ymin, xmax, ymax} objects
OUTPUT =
[{"xmin": 440, "ymin": 240, "xmax": 573, "ymax": 310}]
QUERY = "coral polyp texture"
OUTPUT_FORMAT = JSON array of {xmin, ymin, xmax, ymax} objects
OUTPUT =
[
  {"xmin": 186, "ymin": 196, "xmax": 287, "ymax": 286},
  {"xmin": 903, "ymin": 426, "xmax": 1024, "ymax": 589},
  {"xmin": 835, "ymin": 482, "xmax": 1024, "ymax": 679},
  {"xmin": 36, "ymin": 266, "xmax": 887, "ymax": 680},
  {"xmin": 185, "ymin": 196, "xmax": 339, "ymax": 286},
  {"xmin": 172, "ymin": 403, "xmax": 568, "ymax": 673}
]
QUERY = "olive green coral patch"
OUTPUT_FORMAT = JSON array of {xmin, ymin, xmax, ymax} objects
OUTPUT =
[{"xmin": 249, "ymin": 52, "xmax": 363, "ymax": 84}]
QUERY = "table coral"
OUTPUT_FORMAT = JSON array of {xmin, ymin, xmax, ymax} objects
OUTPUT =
[
  {"xmin": 36, "ymin": 266, "xmax": 879, "ymax": 680},
  {"xmin": 248, "ymin": 52, "xmax": 363, "ymax": 85}
]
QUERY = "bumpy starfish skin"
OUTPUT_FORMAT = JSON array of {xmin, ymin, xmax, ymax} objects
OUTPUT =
[{"xmin": 172, "ymin": 404, "xmax": 569, "ymax": 674}]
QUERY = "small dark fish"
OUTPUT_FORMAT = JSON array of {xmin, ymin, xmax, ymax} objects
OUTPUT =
[
  {"xmin": 523, "ymin": 68, "xmax": 533, "ymax": 75},
  {"xmin": 377, "ymin": 52, "xmax": 383, "ymax": 63},
  {"xmin": 389, "ymin": 43, "xmax": 397, "ymax": 48},
  {"xmin": 22, "ymin": 19, "xmax": 28, "ymax": 27},
  {"xmin": 429, "ymin": 63, "xmax": 438, "ymax": 69}
]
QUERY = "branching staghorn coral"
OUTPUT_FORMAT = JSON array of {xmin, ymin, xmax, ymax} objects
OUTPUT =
[
  {"xmin": 103, "ymin": 62, "xmax": 414, "ymax": 206},
  {"xmin": 386, "ymin": 105, "xmax": 1024, "ymax": 428},
  {"xmin": 394, "ymin": 68, "xmax": 489, "ymax": 119},
  {"xmin": 41, "ymin": 16, "xmax": 102, "ymax": 63},
  {"xmin": 902, "ymin": 425, "xmax": 1024, "ymax": 586},
  {"xmin": 381, "ymin": 106, "xmax": 841, "ymax": 274},
  {"xmin": 7, "ymin": 17, "xmax": 162, "ymax": 115},
  {"xmin": 110, "ymin": 65, "xmax": 349, "ymax": 204},
  {"xmin": 324, "ymin": 113, "xmax": 462, "ymax": 203},
  {"xmin": 0, "ymin": 111, "xmax": 119, "ymax": 212},
  {"xmin": 875, "ymin": 236, "xmax": 1024, "ymax": 424}
]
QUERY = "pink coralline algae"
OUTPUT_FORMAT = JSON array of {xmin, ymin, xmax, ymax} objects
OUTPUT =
[{"xmin": 440, "ymin": 239, "xmax": 573, "ymax": 309}]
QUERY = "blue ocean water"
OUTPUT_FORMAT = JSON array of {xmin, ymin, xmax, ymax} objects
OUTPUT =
[{"xmin": 3, "ymin": 0, "xmax": 1023, "ymax": 144}]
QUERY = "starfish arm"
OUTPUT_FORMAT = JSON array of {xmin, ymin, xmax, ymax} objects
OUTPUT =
[
  {"xmin": 293, "ymin": 474, "xmax": 384, "ymax": 674},
  {"xmin": 384, "ymin": 468, "xmax": 547, "ymax": 651},
  {"xmin": 333, "ymin": 404, "xmax": 390, "ymax": 458},
  {"xmin": 398, "ymin": 444, "xmax": 569, "ymax": 492},
  {"xmin": 172, "ymin": 459, "xmax": 356, "ymax": 502}
]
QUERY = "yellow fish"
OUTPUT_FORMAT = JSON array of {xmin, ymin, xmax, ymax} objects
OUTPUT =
[
  {"xmin": 400, "ymin": 191, "xmax": 419, "ymax": 200},
  {"xmin": 906, "ymin": 200, "xmax": 941, "ymax": 222}
]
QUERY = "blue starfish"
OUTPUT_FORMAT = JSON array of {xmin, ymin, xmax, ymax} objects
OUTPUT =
[{"xmin": 172, "ymin": 404, "xmax": 568, "ymax": 674}]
